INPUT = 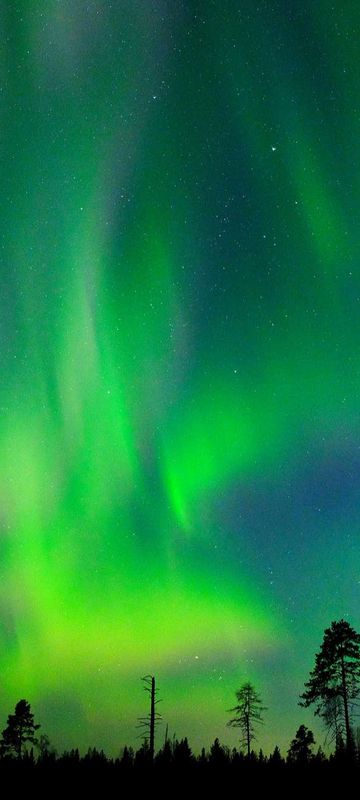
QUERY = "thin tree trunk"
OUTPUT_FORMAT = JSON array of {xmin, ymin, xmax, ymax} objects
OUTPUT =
[
  {"xmin": 246, "ymin": 712, "xmax": 250, "ymax": 758},
  {"xmin": 149, "ymin": 676, "xmax": 155, "ymax": 761},
  {"xmin": 340, "ymin": 653, "xmax": 352, "ymax": 751},
  {"xmin": 18, "ymin": 721, "xmax": 22, "ymax": 760}
]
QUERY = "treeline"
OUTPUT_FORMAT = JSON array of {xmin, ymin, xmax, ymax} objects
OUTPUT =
[
  {"xmin": 1, "ymin": 618, "xmax": 360, "ymax": 788},
  {"xmin": 0, "ymin": 737, "xmax": 359, "ymax": 792}
]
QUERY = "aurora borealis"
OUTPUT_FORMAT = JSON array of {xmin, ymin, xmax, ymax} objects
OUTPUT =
[{"xmin": 1, "ymin": 0, "xmax": 360, "ymax": 755}]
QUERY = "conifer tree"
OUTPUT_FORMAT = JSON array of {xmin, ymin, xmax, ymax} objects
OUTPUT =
[
  {"xmin": 227, "ymin": 682, "xmax": 266, "ymax": 757},
  {"xmin": 287, "ymin": 725, "xmax": 315, "ymax": 763},
  {"xmin": 300, "ymin": 619, "xmax": 360, "ymax": 752},
  {"xmin": 0, "ymin": 699, "xmax": 40, "ymax": 759}
]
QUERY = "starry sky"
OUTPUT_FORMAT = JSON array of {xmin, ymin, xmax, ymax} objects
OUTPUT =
[{"xmin": 0, "ymin": 0, "xmax": 360, "ymax": 756}]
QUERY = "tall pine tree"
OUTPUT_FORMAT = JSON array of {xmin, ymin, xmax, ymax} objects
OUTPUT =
[
  {"xmin": 1, "ymin": 699, "xmax": 40, "ymax": 759},
  {"xmin": 300, "ymin": 619, "xmax": 360, "ymax": 753}
]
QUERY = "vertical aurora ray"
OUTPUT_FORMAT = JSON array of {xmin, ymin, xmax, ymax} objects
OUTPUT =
[{"xmin": 0, "ymin": 1, "xmax": 359, "ymax": 755}]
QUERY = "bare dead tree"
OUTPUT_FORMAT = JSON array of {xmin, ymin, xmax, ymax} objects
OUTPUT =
[{"xmin": 137, "ymin": 675, "xmax": 162, "ymax": 760}]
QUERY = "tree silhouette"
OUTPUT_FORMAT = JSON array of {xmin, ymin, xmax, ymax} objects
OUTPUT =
[
  {"xmin": 173, "ymin": 737, "xmax": 193, "ymax": 767},
  {"xmin": 37, "ymin": 733, "xmax": 56, "ymax": 763},
  {"xmin": 227, "ymin": 682, "xmax": 266, "ymax": 757},
  {"xmin": 300, "ymin": 619, "xmax": 360, "ymax": 752},
  {"xmin": 0, "ymin": 699, "xmax": 40, "ymax": 759},
  {"xmin": 155, "ymin": 738, "xmax": 173, "ymax": 768},
  {"xmin": 137, "ymin": 675, "xmax": 162, "ymax": 761},
  {"xmin": 287, "ymin": 725, "xmax": 315, "ymax": 763},
  {"xmin": 209, "ymin": 737, "xmax": 228, "ymax": 768},
  {"xmin": 322, "ymin": 695, "xmax": 345, "ymax": 747},
  {"xmin": 269, "ymin": 745, "xmax": 283, "ymax": 766},
  {"xmin": 121, "ymin": 745, "xmax": 135, "ymax": 770}
]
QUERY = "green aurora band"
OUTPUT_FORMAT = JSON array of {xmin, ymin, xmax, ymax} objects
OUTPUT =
[{"xmin": 0, "ymin": 1, "xmax": 360, "ymax": 753}]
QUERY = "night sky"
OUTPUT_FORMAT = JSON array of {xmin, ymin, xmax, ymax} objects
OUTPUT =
[{"xmin": 1, "ymin": 0, "xmax": 360, "ymax": 756}]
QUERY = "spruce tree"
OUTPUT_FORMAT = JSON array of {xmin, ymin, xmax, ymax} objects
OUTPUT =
[{"xmin": 227, "ymin": 682, "xmax": 266, "ymax": 757}]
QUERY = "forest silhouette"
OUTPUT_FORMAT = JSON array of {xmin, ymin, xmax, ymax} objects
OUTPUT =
[{"xmin": 1, "ymin": 619, "xmax": 360, "ymax": 790}]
